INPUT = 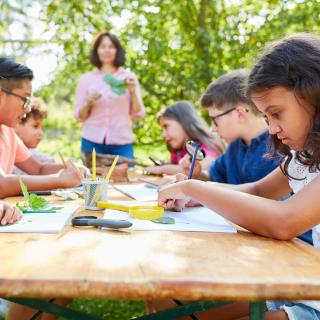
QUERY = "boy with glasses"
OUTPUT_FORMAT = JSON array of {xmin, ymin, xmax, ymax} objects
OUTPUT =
[
  {"xmin": 0, "ymin": 57, "xmax": 90, "ymax": 198},
  {"xmin": 181, "ymin": 69, "xmax": 312, "ymax": 244},
  {"xmin": 182, "ymin": 69, "xmax": 279, "ymax": 184}
]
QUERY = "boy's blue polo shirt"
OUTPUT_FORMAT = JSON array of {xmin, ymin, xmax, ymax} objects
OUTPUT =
[{"xmin": 209, "ymin": 131, "xmax": 279, "ymax": 184}]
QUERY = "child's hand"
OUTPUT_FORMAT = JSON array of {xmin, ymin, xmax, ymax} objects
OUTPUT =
[
  {"xmin": 144, "ymin": 166, "xmax": 164, "ymax": 175},
  {"xmin": 59, "ymin": 163, "xmax": 83, "ymax": 187},
  {"xmin": 158, "ymin": 175, "xmax": 176, "ymax": 186},
  {"xmin": 76, "ymin": 163, "xmax": 91, "ymax": 179},
  {"xmin": 0, "ymin": 202, "xmax": 22, "ymax": 225},
  {"xmin": 158, "ymin": 173, "xmax": 191, "ymax": 211},
  {"xmin": 179, "ymin": 155, "xmax": 202, "ymax": 178}
]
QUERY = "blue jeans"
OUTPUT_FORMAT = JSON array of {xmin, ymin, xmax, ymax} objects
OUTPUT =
[
  {"xmin": 267, "ymin": 301, "xmax": 320, "ymax": 320},
  {"xmin": 81, "ymin": 138, "xmax": 134, "ymax": 160}
]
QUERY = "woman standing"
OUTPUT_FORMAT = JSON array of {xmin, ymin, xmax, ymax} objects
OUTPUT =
[{"xmin": 74, "ymin": 31, "xmax": 145, "ymax": 160}]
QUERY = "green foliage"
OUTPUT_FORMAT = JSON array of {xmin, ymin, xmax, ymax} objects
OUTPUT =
[
  {"xmin": 60, "ymin": 298, "xmax": 145, "ymax": 320},
  {"xmin": 16, "ymin": 177, "xmax": 48, "ymax": 211},
  {"xmin": 35, "ymin": 0, "xmax": 320, "ymax": 147}
]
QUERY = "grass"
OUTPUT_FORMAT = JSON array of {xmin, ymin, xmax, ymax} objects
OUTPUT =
[
  {"xmin": 0, "ymin": 299, "xmax": 145, "ymax": 320},
  {"xmin": 1, "ymin": 101, "xmax": 167, "ymax": 320},
  {"xmin": 60, "ymin": 299, "xmax": 146, "ymax": 319}
]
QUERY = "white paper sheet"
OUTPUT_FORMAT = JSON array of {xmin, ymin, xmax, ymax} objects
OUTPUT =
[
  {"xmin": 0, "ymin": 204, "xmax": 79, "ymax": 233},
  {"xmin": 103, "ymin": 201, "xmax": 236, "ymax": 233},
  {"xmin": 113, "ymin": 184, "xmax": 158, "ymax": 201}
]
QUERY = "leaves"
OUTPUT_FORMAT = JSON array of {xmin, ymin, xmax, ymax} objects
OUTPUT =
[
  {"xmin": 103, "ymin": 74, "xmax": 127, "ymax": 96},
  {"xmin": 28, "ymin": 194, "xmax": 48, "ymax": 210},
  {"xmin": 151, "ymin": 217, "xmax": 175, "ymax": 224},
  {"xmin": 19, "ymin": 176, "xmax": 29, "ymax": 201},
  {"xmin": 17, "ymin": 176, "xmax": 49, "ymax": 211}
]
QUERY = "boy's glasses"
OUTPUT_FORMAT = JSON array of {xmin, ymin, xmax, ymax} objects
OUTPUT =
[
  {"xmin": 0, "ymin": 87, "xmax": 31, "ymax": 112},
  {"xmin": 209, "ymin": 107, "xmax": 236, "ymax": 126}
]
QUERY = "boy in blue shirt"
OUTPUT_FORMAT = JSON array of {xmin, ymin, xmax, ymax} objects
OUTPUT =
[
  {"xmin": 183, "ymin": 69, "xmax": 279, "ymax": 183},
  {"xmin": 182, "ymin": 69, "xmax": 312, "ymax": 244}
]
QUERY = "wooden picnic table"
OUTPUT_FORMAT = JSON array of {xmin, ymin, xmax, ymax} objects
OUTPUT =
[{"xmin": 1, "ymin": 174, "xmax": 320, "ymax": 319}]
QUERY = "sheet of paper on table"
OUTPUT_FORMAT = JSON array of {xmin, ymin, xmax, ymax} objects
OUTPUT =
[
  {"xmin": 112, "ymin": 184, "xmax": 158, "ymax": 201},
  {"xmin": 0, "ymin": 204, "xmax": 79, "ymax": 233},
  {"xmin": 103, "ymin": 201, "xmax": 236, "ymax": 233}
]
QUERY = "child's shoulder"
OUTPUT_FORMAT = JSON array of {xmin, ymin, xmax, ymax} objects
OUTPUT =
[{"xmin": 31, "ymin": 149, "xmax": 55, "ymax": 163}]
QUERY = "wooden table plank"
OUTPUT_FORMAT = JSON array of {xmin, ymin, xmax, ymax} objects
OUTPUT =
[{"xmin": 1, "ymin": 187, "xmax": 320, "ymax": 301}]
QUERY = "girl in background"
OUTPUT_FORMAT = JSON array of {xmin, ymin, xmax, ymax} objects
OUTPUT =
[{"xmin": 145, "ymin": 101, "xmax": 225, "ymax": 176}]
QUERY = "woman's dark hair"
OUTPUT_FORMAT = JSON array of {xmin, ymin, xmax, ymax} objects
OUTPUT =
[
  {"xmin": 90, "ymin": 31, "xmax": 125, "ymax": 68},
  {"xmin": 157, "ymin": 101, "xmax": 225, "ymax": 155},
  {"xmin": 246, "ymin": 33, "xmax": 320, "ymax": 178}
]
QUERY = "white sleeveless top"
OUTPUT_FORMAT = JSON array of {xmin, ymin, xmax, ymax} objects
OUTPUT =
[
  {"xmin": 287, "ymin": 152, "xmax": 320, "ymax": 248},
  {"xmin": 287, "ymin": 152, "xmax": 320, "ymax": 311}
]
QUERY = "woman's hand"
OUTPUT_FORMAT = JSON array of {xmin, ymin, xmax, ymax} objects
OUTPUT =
[
  {"xmin": 126, "ymin": 76, "xmax": 137, "ymax": 94},
  {"xmin": 0, "ymin": 202, "xmax": 22, "ymax": 225},
  {"xmin": 87, "ymin": 91, "xmax": 102, "ymax": 104}
]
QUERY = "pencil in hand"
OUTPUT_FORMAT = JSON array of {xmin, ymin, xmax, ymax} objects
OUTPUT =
[
  {"xmin": 59, "ymin": 152, "xmax": 67, "ymax": 169},
  {"xmin": 69, "ymin": 160, "xmax": 84, "ymax": 181}
]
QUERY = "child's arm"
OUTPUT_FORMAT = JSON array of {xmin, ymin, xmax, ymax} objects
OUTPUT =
[
  {"xmin": 0, "ymin": 202, "xmax": 22, "ymax": 225},
  {"xmin": 16, "ymin": 156, "xmax": 64, "ymax": 175},
  {"xmin": 144, "ymin": 164, "xmax": 185, "ymax": 176},
  {"xmin": 16, "ymin": 156, "xmax": 90, "ymax": 176},
  {"xmin": 158, "ymin": 167, "xmax": 317, "ymax": 240},
  {"xmin": 0, "ymin": 163, "xmax": 86, "ymax": 198}
]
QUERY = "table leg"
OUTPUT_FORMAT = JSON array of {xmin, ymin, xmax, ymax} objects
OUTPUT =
[
  {"xmin": 5, "ymin": 298, "xmax": 101, "ymax": 320},
  {"xmin": 249, "ymin": 301, "xmax": 266, "ymax": 320},
  {"xmin": 136, "ymin": 301, "xmax": 231, "ymax": 319}
]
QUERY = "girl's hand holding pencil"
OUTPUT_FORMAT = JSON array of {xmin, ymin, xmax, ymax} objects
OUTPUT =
[{"xmin": 158, "ymin": 173, "xmax": 191, "ymax": 211}]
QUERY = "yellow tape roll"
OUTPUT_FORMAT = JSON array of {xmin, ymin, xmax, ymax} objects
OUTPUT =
[{"xmin": 129, "ymin": 206, "xmax": 164, "ymax": 220}]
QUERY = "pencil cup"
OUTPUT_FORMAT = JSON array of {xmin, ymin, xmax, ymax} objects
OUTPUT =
[{"xmin": 82, "ymin": 179, "xmax": 108, "ymax": 210}]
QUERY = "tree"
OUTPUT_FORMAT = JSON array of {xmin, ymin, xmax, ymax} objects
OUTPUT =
[{"xmin": 36, "ymin": 0, "xmax": 320, "ymax": 144}]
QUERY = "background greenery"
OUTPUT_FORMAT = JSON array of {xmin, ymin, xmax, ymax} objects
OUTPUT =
[
  {"xmin": 2, "ymin": 0, "xmax": 320, "ymax": 160},
  {"xmin": 1, "ymin": 0, "xmax": 320, "ymax": 318}
]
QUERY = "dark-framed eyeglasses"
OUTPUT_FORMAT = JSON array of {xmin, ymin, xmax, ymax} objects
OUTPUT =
[
  {"xmin": 209, "ymin": 107, "xmax": 236, "ymax": 126},
  {"xmin": 0, "ymin": 87, "xmax": 31, "ymax": 111}
]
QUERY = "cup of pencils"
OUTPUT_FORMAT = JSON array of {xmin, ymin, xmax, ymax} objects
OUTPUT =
[
  {"xmin": 82, "ymin": 178, "xmax": 109, "ymax": 210},
  {"xmin": 82, "ymin": 151, "xmax": 119, "ymax": 210}
]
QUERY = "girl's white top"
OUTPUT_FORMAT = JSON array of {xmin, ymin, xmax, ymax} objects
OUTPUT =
[{"xmin": 287, "ymin": 151, "xmax": 320, "ymax": 311}]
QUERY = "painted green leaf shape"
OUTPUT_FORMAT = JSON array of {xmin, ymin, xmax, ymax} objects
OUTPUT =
[
  {"xmin": 103, "ymin": 73, "xmax": 127, "ymax": 96},
  {"xmin": 151, "ymin": 217, "xmax": 175, "ymax": 224}
]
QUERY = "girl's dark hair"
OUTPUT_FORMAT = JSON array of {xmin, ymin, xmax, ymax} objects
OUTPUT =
[
  {"xmin": 90, "ymin": 32, "xmax": 125, "ymax": 68},
  {"xmin": 247, "ymin": 33, "xmax": 320, "ymax": 178},
  {"xmin": 157, "ymin": 101, "xmax": 225, "ymax": 155}
]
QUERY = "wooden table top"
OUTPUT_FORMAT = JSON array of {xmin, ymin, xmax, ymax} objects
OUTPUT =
[{"xmin": 1, "ymin": 182, "xmax": 320, "ymax": 301}]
